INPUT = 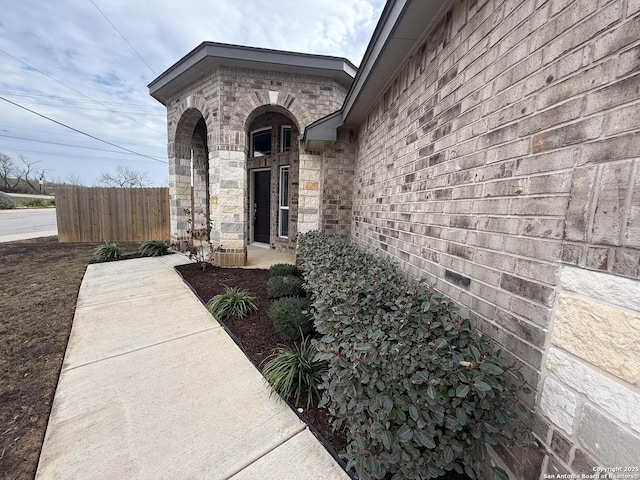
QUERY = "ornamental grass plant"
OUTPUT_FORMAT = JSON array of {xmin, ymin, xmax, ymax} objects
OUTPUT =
[
  {"xmin": 139, "ymin": 239, "xmax": 170, "ymax": 257},
  {"xmin": 206, "ymin": 286, "xmax": 258, "ymax": 321},
  {"xmin": 92, "ymin": 242, "xmax": 123, "ymax": 262},
  {"xmin": 262, "ymin": 334, "xmax": 327, "ymax": 409}
]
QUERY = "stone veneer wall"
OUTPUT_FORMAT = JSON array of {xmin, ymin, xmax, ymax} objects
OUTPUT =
[
  {"xmin": 349, "ymin": 0, "xmax": 640, "ymax": 478},
  {"xmin": 298, "ymin": 151, "xmax": 323, "ymax": 234},
  {"xmin": 165, "ymin": 64, "xmax": 349, "ymax": 258}
]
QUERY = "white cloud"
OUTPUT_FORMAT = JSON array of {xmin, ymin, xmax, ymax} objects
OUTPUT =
[{"xmin": 0, "ymin": 0, "xmax": 384, "ymax": 186}]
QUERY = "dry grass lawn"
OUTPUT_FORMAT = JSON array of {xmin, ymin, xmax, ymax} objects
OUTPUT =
[{"xmin": 0, "ymin": 237, "xmax": 140, "ymax": 480}]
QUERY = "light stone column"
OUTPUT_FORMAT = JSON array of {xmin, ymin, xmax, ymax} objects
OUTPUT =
[
  {"xmin": 192, "ymin": 140, "xmax": 209, "ymax": 234},
  {"xmin": 209, "ymin": 149, "xmax": 247, "ymax": 266},
  {"xmin": 297, "ymin": 151, "xmax": 322, "ymax": 233},
  {"xmin": 208, "ymin": 150, "xmax": 220, "ymax": 245},
  {"xmin": 539, "ymin": 265, "xmax": 640, "ymax": 468},
  {"xmin": 168, "ymin": 154, "xmax": 192, "ymax": 242}
]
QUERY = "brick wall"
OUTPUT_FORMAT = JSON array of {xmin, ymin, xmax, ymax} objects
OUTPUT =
[
  {"xmin": 349, "ymin": 0, "xmax": 640, "ymax": 478},
  {"xmin": 167, "ymin": 66, "xmax": 348, "ymax": 154},
  {"xmin": 164, "ymin": 63, "xmax": 349, "ymax": 249},
  {"xmin": 217, "ymin": 66, "xmax": 349, "ymax": 151},
  {"xmin": 320, "ymin": 129, "xmax": 357, "ymax": 238}
]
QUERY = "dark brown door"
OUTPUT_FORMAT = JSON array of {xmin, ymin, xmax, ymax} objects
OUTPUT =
[{"xmin": 254, "ymin": 171, "xmax": 270, "ymax": 243}]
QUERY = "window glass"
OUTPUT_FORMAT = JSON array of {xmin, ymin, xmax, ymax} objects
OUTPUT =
[
  {"xmin": 280, "ymin": 209, "xmax": 289, "ymax": 237},
  {"xmin": 252, "ymin": 128, "xmax": 271, "ymax": 157},
  {"xmin": 279, "ymin": 166, "xmax": 290, "ymax": 237},
  {"xmin": 280, "ymin": 167, "xmax": 289, "ymax": 207},
  {"xmin": 281, "ymin": 126, "xmax": 291, "ymax": 153}
]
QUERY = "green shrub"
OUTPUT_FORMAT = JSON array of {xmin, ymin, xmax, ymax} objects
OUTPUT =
[
  {"xmin": 93, "ymin": 242, "xmax": 123, "ymax": 262},
  {"xmin": 23, "ymin": 198, "xmax": 44, "ymax": 207},
  {"xmin": 269, "ymin": 296, "xmax": 313, "ymax": 341},
  {"xmin": 266, "ymin": 274, "xmax": 303, "ymax": 298},
  {"xmin": 262, "ymin": 335, "xmax": 327, "ymax": 409},
  {"xmin": 297, "ymin": 231, "xmax": 533, "ymax": 480},
  {"xmin": 0, "ymin": 192, "xmax": 16, "ymax": 209},
  {"xmin": 11, "ymin": 197, "xmax": 54, "ymax": 207},
  {"xmin": 269, "ymin": 263, "xmax": 298, "ymax": 277},
  {"xmin": 206, "ymin": 286, "xmax": 258, "ymax": 321},
  {"xmin": 139, "ymin": 239, "xmax": 170, "ymax": 257}
]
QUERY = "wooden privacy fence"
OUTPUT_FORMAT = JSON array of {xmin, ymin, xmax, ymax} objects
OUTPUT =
[{"xmin": 56, "ymin": 187, "xmax": 170, "ymax": 242}]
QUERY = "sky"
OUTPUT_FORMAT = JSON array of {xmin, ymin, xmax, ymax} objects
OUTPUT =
[{"xmin": 0, "ymin": 0, "xmax": 385, "ymax": 187}]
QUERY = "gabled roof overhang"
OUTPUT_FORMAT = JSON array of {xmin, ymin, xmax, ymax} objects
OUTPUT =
[
  {"xmin": 303, "ymin": 0, "xmax": 454, "ymax": 150},
  {"xmin": 148, "ymin": 42, "xmax": 357, "ymax": 106},
  {"xmin": 304, "ymin": 111, "xmax": 344, "ymax": 151}
]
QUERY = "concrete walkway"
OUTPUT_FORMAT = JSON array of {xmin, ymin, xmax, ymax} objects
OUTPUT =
[
  {"xmin": 245, "ymin": 244, "xmax": 296, "ymax": 268},
  {"xmin": 35, "ymin": 254, "xmax": 349, "ymax": 480}
]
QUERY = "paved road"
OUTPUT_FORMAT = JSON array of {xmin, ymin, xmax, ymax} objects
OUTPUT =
[
  {"xmin": 0, "ymin": 208, "xmax": 58, "ymax": 242},
  {"xmin": 5, "ymin": 193, "xmax": 55, "ymax": 200}
]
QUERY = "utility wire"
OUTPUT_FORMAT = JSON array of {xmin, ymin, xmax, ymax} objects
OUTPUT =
[
  {"xmin": 0, "ymin": 48, "xmax": 165, "ymax": 135},
  {"xmin": 0, "ymin": 91, "xmax": 163, "ymax": 109},
  {"xmin": 90, "ymin": 0, "xmax": 157, "ymax": 76},
  {"xmin": 7, "ymin": 100, "xmax": 165, "ymax": 116},
  {"xmin": 0, "ymin": 133, "xmax": 166, "ymax": 158},
  {"xmin": 0, "ymin": 96, "xmax": 167, "ymax": 164},
  {"xmin": 0, "ymin": 124, "xmax": 165, "ymax": 149},
  {"xmin": 1, "ymin": 147, "xmax": 166, "ymax": 164}
]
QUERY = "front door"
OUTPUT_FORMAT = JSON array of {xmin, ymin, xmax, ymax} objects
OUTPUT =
[{"xmin": 254, "ymin": 170, "xmax": 271, "ymax": 243}]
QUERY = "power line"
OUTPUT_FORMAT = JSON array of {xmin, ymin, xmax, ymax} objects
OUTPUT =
[
  {"xmin": 1, "ymin": 146, "xmax": 167, "ymax": 164},
  {"xmin": 0, "ymin": 133, "xmax": 166, "ymax": 158},
  {"xmin": 0, "ymin": 91, "xmax": 164, "ymax": 109},
  {"xmin": 0, "ymin": 124, "xmax": 166, "ymax": 149},
  {"xmin": 0, "ymin": 48, "xmax": 165, "ymax": 135},
  {"xmin": 0, "ymin": 96, "xmax": 167, "ymax": 164},
  {"xmin": 6, "ymin": 100, "xmax": 165, "ymax": 116},
  {"xmin": 90, "ymin": 0, "xmax": 157, "ymax": 76}
]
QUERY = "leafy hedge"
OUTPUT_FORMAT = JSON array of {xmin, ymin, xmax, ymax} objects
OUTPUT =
[
  {"xmin": 269, "ymin": 296, "xmax": 313, "ymax": 341},
  {"xmin": 267, "ymin": 274, "xmax": 304, "ymax": 299},
  {"xmin": 269, "ymin": 263, "xmax": 298, "ymax": 277},
  {"xmin": 297, "ymin": 231, "xmax": 532, "ymax": 480},
  {"xmin": 0, "ymin": 192, "xmax": 16, "ymax": 209}
]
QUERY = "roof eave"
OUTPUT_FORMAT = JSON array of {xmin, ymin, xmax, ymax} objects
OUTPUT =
[
  {"xmin": 303, "ymin": 111, "xmax": 344, "ymax": 151},
  {"xmin": 341, "ymin": 0, "xmax": 454, "ymax": 127},
  {"xmin": 148, "ymin": 42, "xmax": 357, "ymax": 106},
  {"xmin": 301, "ymin": 0, "xmax": 454, "ymax": 151}
]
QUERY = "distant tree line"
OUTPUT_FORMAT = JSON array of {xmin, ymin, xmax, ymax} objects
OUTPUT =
[
  {"xmin": 97, "ymin": 165, "xmax": 151, "ymax": 188},
  {"xmin": 0, "ymin": 152, "xmax": 152, "ymax": 194},
  {"xmin": 0, "ymin": 153, "xmax": 52, "ymax": 194}
]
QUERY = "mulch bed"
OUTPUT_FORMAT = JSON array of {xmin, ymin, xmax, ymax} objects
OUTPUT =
[
  {"xmin": 176, "ymin": 262, "xmax": 471, "ymax": 480},
  {"xmin": 175, "ymin": 264, "xmax": 348, "ymax": 451}
]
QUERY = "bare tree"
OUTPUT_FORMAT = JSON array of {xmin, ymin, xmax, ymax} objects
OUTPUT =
[
  {"xmin": 18, "ymin": 155, "xmax": 48, "ymax": 193},
  {"xmin": 97, "ymin": 165, "xmax": 151, "ymax": 188},
  {"xmin": 0, "ymin": 153, "xmax": 20, "ymax": 192},
  {"xmin": 65, "ymin": 174, "xmax": 83, "ymax": 186}
]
